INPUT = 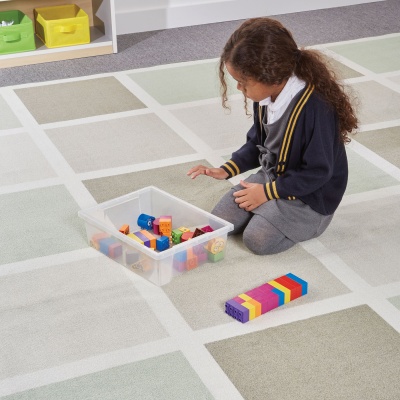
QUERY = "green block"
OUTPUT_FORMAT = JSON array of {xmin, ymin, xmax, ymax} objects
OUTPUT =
[
  {"xmin": 0, "ymin": 10, "xmax": 36, "ymax": 55},
  {"xmin": 171, "ymin": 229, "xmax": 183, "ymax": 244},
  {"xmin": 207, "ymin": 250, "xmax": 225, "ymax": 263}
]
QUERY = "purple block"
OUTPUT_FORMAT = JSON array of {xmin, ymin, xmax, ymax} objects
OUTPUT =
[
  {"xmin": 133, "ymin": 231, "xmax": 151, "ymax": 247},
  {"xmin": 225, "ymin": 299, "xmax": 249, "ymax": 323}
]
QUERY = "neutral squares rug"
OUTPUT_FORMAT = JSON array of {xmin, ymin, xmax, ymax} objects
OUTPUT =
[{"xmin": 1, "ymin": 33, "xmax": 400, "ymax": 400}]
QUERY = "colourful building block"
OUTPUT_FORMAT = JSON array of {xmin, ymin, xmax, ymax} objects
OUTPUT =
[
  {"xmin": 193, "ymin": 228, "xmax": 205, "ymax": 238},
  {"xmin": 286, "ymin": 273, "xmax": 308, "ymax": 295},
  {"xmin": 156, "ymin": 236, "xmax": 170, "ymax": 251},
  {"xmin": 159, "ymin": 217, "xmax": 172, "ymax": 237},
  {"xmin": 137, "ymin": 213, "xmax": 155, "ymax": 230},
  {"xmin": 90, "ymin": 232, "xmax": 109, "ymax": 249},
  {"xmin": 140, "ymin": 229, "xmax": 157, "ymax": 249},
  {"xmin": 109, "ymin": 242, "xmax": 122, "ymax": 258},
  {"xmin": 225, "ymin": 274, "xmax": 308, "ymax": 323},
  {"xmin": 275, "ymin": 275, "xmax": 302, "ymax": 300},
  {"xmin": 127, "ymin": 233, "xmax": 144, "ymax": 245},
  {"xmin": 153, "ymin": 218, "xmax": 160, "ymax": 235},
  {"xmin": 132, "ymin": 231, "xmax": 151, "ymax": 248},
  {"xmin": 201, "ymin": 225, "xmax": 214, "ymax": 233},
  {"xmin": 268, "ymin": 280, "xmax": 291, "ymax": 303},
  {"xmin": 173, "ymin": 259, "xmax": 186, "ymax": 272},
  {"xmin": 186, "ymin": 254, "xmax": 198, "ymax": 270},
  {"xmin": 171, "ymin": 229, "xmax": 183, "ymax": 244},
  {"xmin": 119, "ymin": 224, "xmax": 129, "ymax": 235},
  {"xmin": 271, "ymin": 287, "xmax": 285, "ymax": 306},
  {"xmin": 225, "ymin": 299, "xmax": 249, "ymax": 323},
  {"xmin": 98, "ymin": 237, "xmax": 117, "ymax": 257},
  {"xmin": 181, "ymin": 231, "xmax": 194, "ymax": 242},
  {"xmin": 207, "ymin": 250, "xmax": 225, "ymax": 262},
  {"xmin": 205, "ymin": 238, "xmax": 225, "ymax": 254}
]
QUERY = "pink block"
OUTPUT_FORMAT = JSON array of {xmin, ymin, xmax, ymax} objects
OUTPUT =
[
  {"xmin": 233, "ymin": 296, "xmax": 246, "ymax": 304},
  {"xmin": 246, "ymin": 288, "xmax": 261, "ymax": 298},
  {"xmin": 257, "ymin": 283, "xmax": 275, "ymax": 293},
  {"xmin": 153, "ymin": 218, "xmax": 160, "ymax": 235},
  {"xmin": 201, "ymin": 225, "xmax": 214, "ymax": 233}
]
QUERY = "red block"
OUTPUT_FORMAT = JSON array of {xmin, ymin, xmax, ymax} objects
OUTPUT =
[{"xmin": 275, "ymin": 275, "xmax": 302, "ymax": 300}]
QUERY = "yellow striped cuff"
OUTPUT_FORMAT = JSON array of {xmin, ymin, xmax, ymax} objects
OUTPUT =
[{"xmin": 221, "ymin": 160, "xmax": 240, "ymax": 178}]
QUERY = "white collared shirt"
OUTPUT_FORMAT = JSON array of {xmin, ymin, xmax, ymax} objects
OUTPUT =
[{"xmin": 259, "ymin": 75, "xmax": 306, "ymax": 124}]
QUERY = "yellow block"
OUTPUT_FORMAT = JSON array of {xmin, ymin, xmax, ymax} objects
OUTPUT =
[
  {"xmin": 238, "ymin": 293, "xmax": 252, "ymax": 302},
  {"xmin": 268, "ymin": 280, "xmax": 291, "ymax": 303},
  {"xmin": 127, "ymin": 233, "xmax": 143, "ymax": 245},
  {"xmin": 241, "ymin": 302, "xmax": 256, "ymax": 320}
]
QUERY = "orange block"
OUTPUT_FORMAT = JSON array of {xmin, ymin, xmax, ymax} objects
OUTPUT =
[
  {"xmin": 159, "ymin": 217, "xmax": 172, "ymax": 237},
  {"xmin": 140, "ymin": 230, "xmax": 157, "ymax": 249},
  {"xmin": 119, "ymin": 224, "xmax": 129, "ymax": 234},
  {"xmin": 247, "ymin": 298, "xmax": 262, "ymax": 317}
]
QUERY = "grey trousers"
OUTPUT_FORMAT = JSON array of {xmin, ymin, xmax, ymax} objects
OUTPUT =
[{"xmin": 212, "ymin": 177, "xmax": 333, "ymax": 255}]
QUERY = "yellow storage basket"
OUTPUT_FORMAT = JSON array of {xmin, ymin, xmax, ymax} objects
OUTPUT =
[{"xmin": 34, "ymin": 4, "xmax": 90, "ymax": 48}]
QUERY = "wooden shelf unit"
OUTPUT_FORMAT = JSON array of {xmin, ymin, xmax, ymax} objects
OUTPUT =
[{"xmin": 0, "ymin": 0, "xmax": 117, "ymax": 68}]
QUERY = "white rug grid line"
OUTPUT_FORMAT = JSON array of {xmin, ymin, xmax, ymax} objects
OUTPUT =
[
  {"xmin": 40, "ymin": 107, "xmax": 154, "ymax": 130},
  {"xmin": 115, "ymin": 72, "xmax": 229, "ymax": 169},
  {"xmin": 1, "ymin": 88, "xmax": 99, "ymax": 210},
  {"xmin": 0, "ymin": 127, "xmax": 25, "ymax": 137},
  {"xmin": 125, "ymin": 272, "xmax": 246, "ymax": 400},
  {"xmin": 0, "ymin": 248, "xmax": 99, "ymax": 278},
  {"xmin": 359, "ymin": 118, "xmax": 400, "ymax": 132},
  {"xmin": 0, "ymin": 177, "xmax": 63, "ymax": 196},
  {"xmin": 312, "ymin": 32, "xmax": 400, "ymax": 48},
  {"xmin": 341, "ymin": 184, "xmax": 400, "ymax": 206},
  {"xmin": 349, "ymin": 139, "xmax": 400, "ymax": 181},
  {"xmin": 0, "ymin": 337, "xmax": 180, "ymax": 398}
]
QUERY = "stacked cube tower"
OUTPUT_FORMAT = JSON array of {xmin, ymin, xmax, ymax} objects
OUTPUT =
[{"xmin": 225, "ymin": 273, "xmax": 308, "ymax": 323}]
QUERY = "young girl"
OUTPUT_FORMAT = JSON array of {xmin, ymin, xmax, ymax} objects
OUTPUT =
[{"xmin": 187, "ymin": 17, "xmax": 358, "ymax": 255}]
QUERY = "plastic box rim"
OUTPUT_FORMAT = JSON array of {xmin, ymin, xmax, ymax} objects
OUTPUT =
[{"xmin": 78, "ymin": 186, "xmax": 234, "ymax": 261}]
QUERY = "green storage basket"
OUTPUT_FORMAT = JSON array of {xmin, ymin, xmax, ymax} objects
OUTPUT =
[{"xmin": 0, "ymin": 10, "xmax": 36, "ymax": 55}]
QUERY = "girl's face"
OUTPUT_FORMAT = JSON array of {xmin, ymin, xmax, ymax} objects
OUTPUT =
[{"xmin": 226, "ymin": 62, "xmax": 286, "ymax": 102}]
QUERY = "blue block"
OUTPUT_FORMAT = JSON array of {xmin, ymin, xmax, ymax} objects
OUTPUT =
[
  {"xmin": 225, "ymin": 299, "xmax": 249, "ymax": 323},
  {"xmin": 137, "ymin": 213, "xmax": 155, "ymax": 230},
  {"xmin": 156, "ymin": 236, "xmax": 169, "ymax": 251},
  {"xmin": 286, "ymin": 273, "xmax": 308, "ymax": 295},
  {"xmin": 271, "ymin": 288, "xmax": 285, "ymax": 306},
  {"xmin": 174, "ymin": 250, "xmax": 187, "ymax": 262},
  {"xmin": 98, "ymin": 237, "xmax": 116, "ymax": 256}
]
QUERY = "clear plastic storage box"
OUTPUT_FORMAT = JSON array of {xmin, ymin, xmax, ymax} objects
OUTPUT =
[{"xmin": 78, "ymin": 186, "xmax": 234, "ymax": 286}]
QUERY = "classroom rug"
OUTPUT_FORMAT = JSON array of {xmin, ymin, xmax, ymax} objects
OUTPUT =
[{"xmin": 1, "ymin": 33, "xmax": 400, "ymax": 400}]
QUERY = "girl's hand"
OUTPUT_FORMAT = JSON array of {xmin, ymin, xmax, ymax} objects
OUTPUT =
[
  {"xmin": 233, "ymin": 180, "xmax": 267, "ymax": 211},
  {"xmin": 187, "ymin": 165, "xmax": 229, "ymax": 180}
]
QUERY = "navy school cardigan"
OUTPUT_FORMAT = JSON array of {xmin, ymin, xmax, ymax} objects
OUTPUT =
[{"xmin": 221, "ymin": 85, "xmax": 348, "ymax": 216}]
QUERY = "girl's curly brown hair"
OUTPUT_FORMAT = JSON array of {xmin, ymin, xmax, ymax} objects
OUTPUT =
[{"xmin": 219, "ymin": 17, "xmax": 358, "ymax": 143}]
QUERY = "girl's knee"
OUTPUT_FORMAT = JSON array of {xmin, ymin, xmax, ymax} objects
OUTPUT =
[{"xmin": 243, "ymin": 226, "xmax": 295, "ymax": 255}]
